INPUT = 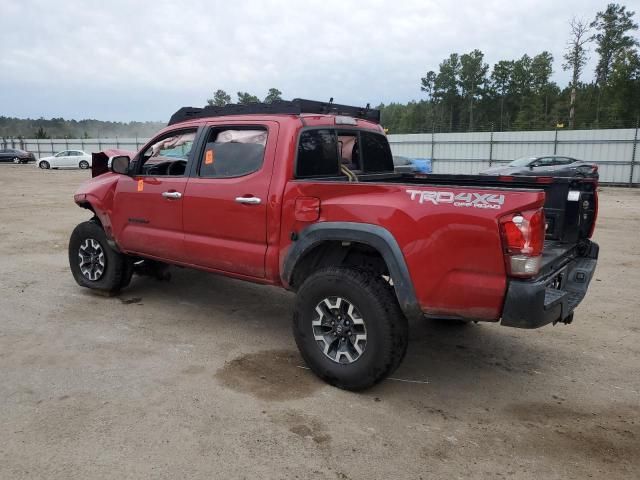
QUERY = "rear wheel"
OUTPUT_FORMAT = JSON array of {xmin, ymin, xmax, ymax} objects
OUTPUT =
[
  {"xmin": 79, "ymin": 160, "xmax": 90, "ymax": 169},
  {"xmin": 12, "ymin": 157, "xmax": 19, "ymax": 164},
  {"xmin": 69, "ymin": 221, "xmax": 130, "ymax": 293},
  {"xmin": 39, "ymin": 161, "xmax": 50, "ymax": 169},
  {"xmin": 293, "ymin": 267, "xmax": 408, "ymax": 391}
]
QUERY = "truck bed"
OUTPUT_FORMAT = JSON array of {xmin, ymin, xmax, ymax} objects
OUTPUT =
[{"xmin": 301, "ymin": 171, "xmax": 598, "ymax": 247}]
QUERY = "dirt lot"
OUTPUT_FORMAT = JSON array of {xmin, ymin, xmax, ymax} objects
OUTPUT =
[{"xmin": 0, "ymin": 165, "xmax": 638, "ymax": 480}]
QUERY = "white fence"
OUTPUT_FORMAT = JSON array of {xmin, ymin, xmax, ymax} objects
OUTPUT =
[
  {"xmin": 388, "ymin": 128, "xmax": 639, "ymax": 185},
  {"xmin": 3, "ymin": 127, "xmax": 639, "ymax": 185},
  {"xmin": 0, "ymin": 137, "xmax": 146, "ymax": 159}
]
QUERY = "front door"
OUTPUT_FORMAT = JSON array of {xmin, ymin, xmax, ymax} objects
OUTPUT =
[
  {"xmin": 55, "ymin": 151, "xmax": 71, "ymax": 167},
  {"xmin": 182, "ymin": 122, "xmax": 278, "ymax": 278},
  {"xmin": 111, "ymin": 127, "xmax": 199, "ymax": 263}
]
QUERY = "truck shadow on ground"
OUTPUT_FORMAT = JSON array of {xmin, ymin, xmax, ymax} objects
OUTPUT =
[{"xmin": 118, "ymin": 267, "xmax": 551, "ymax": 401}]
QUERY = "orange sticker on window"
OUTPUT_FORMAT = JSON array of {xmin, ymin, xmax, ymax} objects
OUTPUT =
[
  {"xmin": 137, "ymin": 179, "xmax": 144, "ymax": 192},
  {"xmin": 205, "ymin": 150, "xmax": 214, "ymax": 165}
]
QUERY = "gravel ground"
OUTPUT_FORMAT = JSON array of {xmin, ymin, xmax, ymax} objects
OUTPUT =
[{"xmin": 0, "ymin": 165, "xmax": 638, "ymax": 480}]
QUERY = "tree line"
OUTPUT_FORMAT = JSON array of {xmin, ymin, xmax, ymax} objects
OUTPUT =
[
  {"xmin": 0, "ymin": 89, "xmax": 285, "ymax": 139},
  {"xmin": 206, "ymin": 88, "xmax": 283, "ymax": 106},
  {"xmin": 206, "ymin": 4, "xmax": 638, "ymax": 134},
  {"xmin": 0, "ymin": 117, "xmax": 166, "ymax": 140},
  {"xmin": 382, "ymin": 3, "xmax": 639, "ymax": 133},
  {"xmin": 2, "ymin": 4, "xmax": 637, "ymax": 139}
]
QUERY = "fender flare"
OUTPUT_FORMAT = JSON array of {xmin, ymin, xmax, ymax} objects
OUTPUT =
[{"xmin": 282, "ymin": 222, "xmax": 421, "ymax": 320}]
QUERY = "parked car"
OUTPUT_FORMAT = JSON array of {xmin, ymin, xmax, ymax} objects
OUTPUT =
[
  {"xmin": 392, "ymin": 155, "xmax": 416, "ymax": 173},
  {"xmin": 37, "ymin": 150, "xmax": 92, "ymax": 170},
  {"xmin": 481, "ymin": 155, "xmax": 598, "ymax": 178},
  {"xmin": 68, "ymin": 99, "xmax": 599, "ymax": 391},
  {"xmin": 0, "ymin": 148, "xmax": 36, "ymax": 163}
]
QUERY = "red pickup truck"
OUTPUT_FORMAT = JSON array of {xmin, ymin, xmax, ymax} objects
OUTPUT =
[{"xmin": 69, "ymin": 99, "xmax": 599, "ymax": 390}]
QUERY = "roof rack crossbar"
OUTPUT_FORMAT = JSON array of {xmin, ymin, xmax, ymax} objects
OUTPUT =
[{"xmin": 168, "ymin": 98, "xmax": 380, "ymax": 126}]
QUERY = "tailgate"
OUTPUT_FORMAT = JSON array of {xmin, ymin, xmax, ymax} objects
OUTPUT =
[
  {"xmin": 542, "ymin": 178, "xmax": 598, "ymax": 244},
  {"xmin": 398, "ymin": 173, "xmax": 598, "ymax": 245}
]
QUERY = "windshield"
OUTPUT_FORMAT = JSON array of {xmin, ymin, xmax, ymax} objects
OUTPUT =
[{"xmin": 509, "ymin": 156, "xmax": 536, "ymax": 167}]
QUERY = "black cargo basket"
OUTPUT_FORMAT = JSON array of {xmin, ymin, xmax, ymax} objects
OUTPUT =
[{"xmin": 168, "ymin": 98, "xmax": 380, "ymax": 126}]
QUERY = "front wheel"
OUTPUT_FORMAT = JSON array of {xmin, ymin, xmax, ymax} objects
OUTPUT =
[
  {"xmin": 13, "ymin": 157, "xmax": 19, "ymax": 164},
  {"xmin": 79, "ymin": 160, "xmax": 90, "ymax": 169},
  {"xmin": 39, "ymin": 161, "xmax": 50, "ymax": 169},
  {"xmin": 293, "ymin": 267, "xmax": 408, "ymax": 391},
  {"xmin": 69, "ymin": 221, "xmax": 131, "ymax": 293}
]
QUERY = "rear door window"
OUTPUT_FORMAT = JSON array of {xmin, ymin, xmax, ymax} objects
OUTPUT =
[
  {"xmin": 360, "ymin": 131, "xmax": 393, "ymax": 172},
  {"xmin": 296, "ymin": 129, "xmax": 339, "ymax": 177},
  {"xmin": 199, "ymin": 128, "xmax": 267, "ymax": 178},
  {"xmin": 296, "ymin": 129, "xmax": 393, "ymax": 177}
]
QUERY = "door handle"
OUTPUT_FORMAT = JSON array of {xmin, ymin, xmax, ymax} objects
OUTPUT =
[
  {"xmin": 235, "ymin": 196, "xmax": 261, "ymax": 205},
  {"xmin": 162, "ymin": 191, "xmax": 182, "ymax": 199}
]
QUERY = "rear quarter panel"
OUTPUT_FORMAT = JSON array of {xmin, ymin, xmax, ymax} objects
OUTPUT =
[{"xmin": 281, "ymin": 181, "xmax": 545, "ymax": 320}]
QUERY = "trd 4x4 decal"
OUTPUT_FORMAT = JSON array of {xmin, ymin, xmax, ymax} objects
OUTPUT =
[{"xmin": 406, "ymin": 189, "xmax": 505, "ymax": 209}]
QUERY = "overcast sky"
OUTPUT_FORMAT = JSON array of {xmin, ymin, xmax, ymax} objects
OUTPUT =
[{"xmin": 0, "ymin": 0, "xmax": 613, "ymax": 122}]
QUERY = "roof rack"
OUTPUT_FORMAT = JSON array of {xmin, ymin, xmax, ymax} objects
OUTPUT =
[{"xmin": 167, "ymin": 98, "xmax": 380, "ymax": 126}]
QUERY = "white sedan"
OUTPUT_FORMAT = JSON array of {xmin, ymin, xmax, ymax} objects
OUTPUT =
[{"xmin": 37, "ymin": 150, "xmax": 92, "ymax": 169}]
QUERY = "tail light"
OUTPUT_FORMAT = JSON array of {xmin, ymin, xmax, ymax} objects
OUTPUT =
[
  {"xmin": 577, "ymin": 164, "xmax": 599, "ymax": 176},
  {"xmin": 499, "ymin": 208, "xmax": 545, "ymax": 278}
]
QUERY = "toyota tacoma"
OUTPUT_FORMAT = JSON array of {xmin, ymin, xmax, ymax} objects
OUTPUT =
[{"xmin": 69, "ymin": 99, "xmax": 599, "ymax": 390}]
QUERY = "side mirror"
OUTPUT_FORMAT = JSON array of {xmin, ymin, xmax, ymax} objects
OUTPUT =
[
  {"xmin": 111, "ymin": 155, "xmax": 130, "ymax": 174},
  {"xmin": 529, "ymin": 161, "xmax": 540, "ymax": 169}
]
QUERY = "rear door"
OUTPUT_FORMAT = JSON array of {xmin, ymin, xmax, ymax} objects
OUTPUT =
[
  {"xmin": 181, "ymin": 121, "xmax": 278, "ymax": 278},
  {"xmin": 111, "ymin": 127, "xmax": 199, "ymax": 262},
  {"xmin": 531, "ymin": 156, "xmax": 555, "ymax": 174},
  {"xmin": 67, "ymin": 151, "xmax": 80, "ymax": 167}
]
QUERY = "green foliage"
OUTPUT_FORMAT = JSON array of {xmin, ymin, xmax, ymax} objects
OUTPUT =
[
  {"xmin": 459, "ymin": 49, "xmax": 489, "ymax": 130},
  {"xmin": 420, "ymin": 71, "xmax": 436, "ymax": 100},
  {"xmin": 237, "ymin": 92, "xmax": 260, "ymax": 104},
  {"xmin": 35, "ymin": 126, "xmax": 49, "ymax": 139},
  {"xmin": 207, "ymin": 89, "xmax": 232, "ymax": 107},
  {"xmin": 591, "ymin": 3, "xmax": 639, "ymax": 86},
  {"xmin": 385, "ymin": 4, "xmax": 640, "ymax": 134},
  {"xmin": 264, "ymin": 88, "xmax": 283, "ymax": 103}
]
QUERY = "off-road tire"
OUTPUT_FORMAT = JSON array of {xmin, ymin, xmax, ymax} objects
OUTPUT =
[
  {"xmin": 293, "ymin": 266, "xmax": 409, "ymax": 390},
  {"xmin": 69, "ymin": 221, "xmax": 129, "ymax": 294}
]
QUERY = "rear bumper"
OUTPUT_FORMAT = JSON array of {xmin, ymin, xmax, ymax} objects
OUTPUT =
[{"xmin": 501, "ymin": 241, "xmax": 599, "ymax": 329}]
